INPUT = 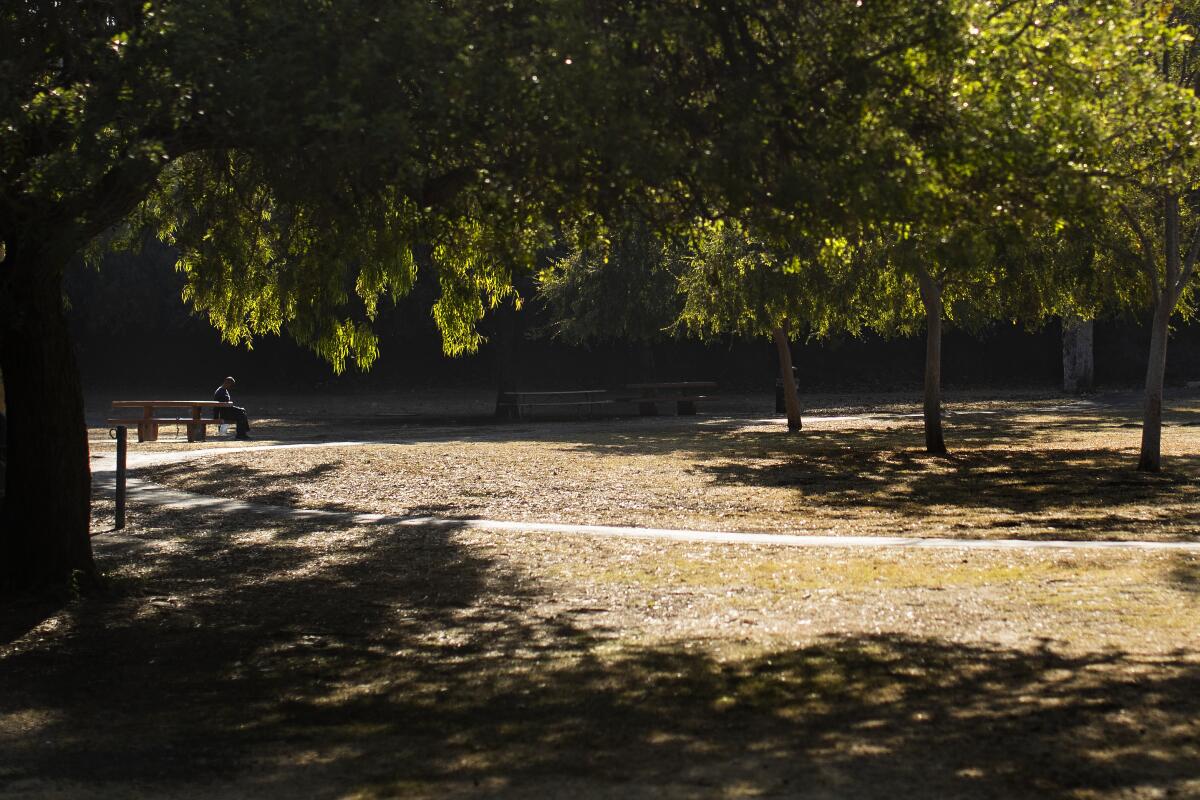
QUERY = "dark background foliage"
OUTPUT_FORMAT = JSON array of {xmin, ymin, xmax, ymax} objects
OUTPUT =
[{"xmin": 65, "ymin": 247, "xmax": 1200, "ymax": 396}]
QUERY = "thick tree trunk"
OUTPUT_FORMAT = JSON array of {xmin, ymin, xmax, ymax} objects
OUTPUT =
[
  {"xmin": 0, "ymin": 248, "xmax": 95, "ymax": 592},
  {"xmin": 916, "ymin": 267, "xmax": 946, "ymax": 455},
  {"xmin": 772, "ymin": 324, "xmax": 802, "ymax": 432},
  {"xmin": 1137, "ymin": 295, "xmax": 1173, "ymax": 472},
  {"xmin": 1061, "ymin": 316, "xmax": 1094, "ymax": 394}
]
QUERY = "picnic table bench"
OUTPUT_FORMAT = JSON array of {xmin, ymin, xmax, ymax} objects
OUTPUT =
[
  {"xmin": 496, "ymin": 389, "xmax": 612, "ymax": 421},
  {"xmin": 108, "ymin": 400, "xmax": 235, "ymax": 443},
  {"xmin": 621, "ymin": 381, "xmax": 718, "ymax": 416}
]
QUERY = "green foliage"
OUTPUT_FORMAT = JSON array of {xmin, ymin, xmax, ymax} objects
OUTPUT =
[
  {"xmin": 1, "ymin": 0, "xmax": 579, "ymax": 368},
  {"xmin": 537, "ymin": 222, "xmax": 683, "ymax": 346},
  {"xmin": 6, "ymin": 0, "xmax": 1199, "ymax": 371},
  {"xmin": 677, "ymin": 220, "xmax": 874, "ymax": 341},
  {"xmin": 1079, "ymin": 2, "xmax": 1200, "ymax": 322}
]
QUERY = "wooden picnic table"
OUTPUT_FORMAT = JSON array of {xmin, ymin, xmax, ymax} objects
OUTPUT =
[
  {"xmin": 108, "ymin": 400, "xmax": 234, "ymax": 443},
  {"xmin": 496, "ymin": 389, "xmax": 612, "ymax": 421},
  {"xmin": 623, "ymin": 381, "xmax": 719, "ymax": 416}
]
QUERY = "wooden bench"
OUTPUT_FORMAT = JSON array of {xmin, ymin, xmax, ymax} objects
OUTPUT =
[
  {"xmin": 496, "ymin": 389, "xmax": 612, "ymax": 421},
  {"xmin": 108, "ymin": 400, "xmax": 236, "ymax": 442},
  {"xmin": 620, "ymin": 381, "xmax": 718, "ymax": 416}
]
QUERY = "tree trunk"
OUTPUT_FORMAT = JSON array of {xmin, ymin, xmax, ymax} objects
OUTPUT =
[
  {"xmin": 772, "ymin": 324, "xmax": 802, "ymax": 432},
  {"xmin": 0, "ymin": 248, "xmax": 95, "ymax": 592},
  {"xmin": 1061, "ymin": 316, "xmax": 1094, "ymax": 394},
  {"xmin": 916, "ymin": 267, "xmax": 946, "ymax": 455},
  {"xmin": 1137, "ymin": 294, "xmax": 1173, "ymax": 472}
]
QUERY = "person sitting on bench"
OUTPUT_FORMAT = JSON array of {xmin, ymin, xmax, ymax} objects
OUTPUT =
[{"xmin": 213, "ymin": 376, "xmax": 252, "ymax": 440}]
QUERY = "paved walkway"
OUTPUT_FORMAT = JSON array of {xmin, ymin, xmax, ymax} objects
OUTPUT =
[{"xmin": 90, "ymin": 435, "xmax": 1200, "ymax": 553}]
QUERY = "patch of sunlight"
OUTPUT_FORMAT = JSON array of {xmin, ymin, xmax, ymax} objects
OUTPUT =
[{"xmin": 0, "ymin": 709, "xmax": 61, "ymax": 741}]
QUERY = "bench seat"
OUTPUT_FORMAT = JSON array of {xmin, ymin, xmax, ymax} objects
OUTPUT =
[
  {"xmin": 499, "ymin": 400, "xmax": 615, "ymax": 408},
  {"xmin": 106, "ymin": 417, "xmax": 228, "ymax": 425},
  {"xmin": 106, "ymin": 416, "xmax": 234, "ymax": 443},
  {"xmin": 496, "ymin": 391, "xmax": 611, "ymax": 420},
  {"xmin": 614, "ymin": 395, "xmax": 710, "ymax": 404},
  {"xmin": 615, "ymin": 395, "xmax": 712, "ymax": 416}
]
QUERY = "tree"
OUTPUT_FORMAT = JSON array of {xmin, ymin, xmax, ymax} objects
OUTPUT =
[
  {"xmin": 831, "ymin": 2, "xmax": 1191, "ymax": 455},
  {"xmin": 0, "ymin": 0, "xmax": 612, "ymax": 591},
  {"xmin": 1086, "ymin": 5, "xmax": 1200, "ymax": 471},
  {"xmin": 537, "ymin": 221, "xmax": 684, "ymax": 380},
  {"xmin": 679, "ymin": 221, "xmax": 869, "ymax": 432},
  {"xmin": 9, "ymin": 0, "xmax": 1142, "ymax": 590}
]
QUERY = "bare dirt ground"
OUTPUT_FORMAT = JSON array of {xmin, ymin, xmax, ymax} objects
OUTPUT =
[
  {"xmin": 135, "ymin": 393, "xmax": 1200, "ymax": 542},
  {"xmin": 2, "ymin": 389, "xmax": 1196, "ymax": 798}
]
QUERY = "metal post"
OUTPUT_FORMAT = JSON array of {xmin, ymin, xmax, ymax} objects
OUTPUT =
[{"xmin": 115, "ymin": 425, "xmax": 127, "ymax": 530}]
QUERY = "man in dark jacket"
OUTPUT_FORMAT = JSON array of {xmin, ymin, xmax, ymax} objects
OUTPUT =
[{"xmin": 214, "ymin": 376, "xmax": 252, "ymax": 439}]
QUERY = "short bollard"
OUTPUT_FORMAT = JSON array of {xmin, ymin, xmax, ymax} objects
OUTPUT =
[{"xmin": 115, "ymin": 425, "xmax": 127, "ymax": 530}]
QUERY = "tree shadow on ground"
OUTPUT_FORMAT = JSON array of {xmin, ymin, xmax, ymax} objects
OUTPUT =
[
  {"xmin": 140, "ymin": 460, "xmax": 354, "ymax": 511},
  {"xmin": 141, "ymin": 408, "xmax": 1200, "ymax": 541},
  {"xmin": 2, "ymin": 499, "xmax": 1198, "ymax": 797},
  {"xmin": 531, "ymin": 411, "xmax": 1200, "ymax": 540},
  {"xmin": 1167, "ymin": 553, "xmax": 1200, "ymax": 594},
  {"xmin": 690, "ymin": 431, "xmax": 1200, "ymax": 539}
]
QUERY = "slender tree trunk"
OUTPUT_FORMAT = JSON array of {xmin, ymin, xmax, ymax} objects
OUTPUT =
[
  {"xmin": 1137, "ymin": 294, "xmax": 1173, "ymax": 472},
  {"xmin": 1061, "ymin": 316, "xmax": 1094, "ymax": 394},
  {"xmin": 772, "ymin": 324, "xmax": 802, "ymax": 432},
  {"xmin": 915, "ymin": 266, "xmax": 946, "ymax": 455},
  {"xmin": 0, "ymin": 246, "xmax": 95, "ymax": 592}
]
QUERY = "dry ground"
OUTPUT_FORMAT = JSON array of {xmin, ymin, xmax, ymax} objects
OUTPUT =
[
  {"xmin": 1, "ymin": 494, "xmax": 1198, "ymax": 798},
  {"xmin": 2, "ymin": 390, "xmax": 1196, "ymax": 798},
  {"xmin": 138, "ymin": 396, "xmax": 1200, "ymax": 541}
]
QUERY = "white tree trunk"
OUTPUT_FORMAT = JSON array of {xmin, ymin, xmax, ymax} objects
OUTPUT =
[{"xmin": 1062, "ymin": 317, "xmax": 1094, "ymax": 394}]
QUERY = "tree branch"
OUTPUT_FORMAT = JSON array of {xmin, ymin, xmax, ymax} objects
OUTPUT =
[
  {"xmin": 1119, "ymin": 202, "xmax": 1162, "ymax": 298},
  {"xmin": 1180, "ymin": 220, "xmax": 1200, "ymax": 297}
]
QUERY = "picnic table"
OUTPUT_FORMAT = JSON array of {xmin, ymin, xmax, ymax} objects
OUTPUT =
[
  {"xmin": 496, "ymin": 389, "xmax": 612, "ymax": 421},
  {"xmin": 623, "ymin": 381, "xmax": 718, "ymax": 416},
  {"xmin": 108, "ymin": 400, "xmax": 234, "ymax": 443}
]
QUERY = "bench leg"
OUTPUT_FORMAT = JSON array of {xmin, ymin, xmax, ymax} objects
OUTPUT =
[
  {"xmin": 146, "ymin": 422, "xmax": 159, "ymax": 442},
  {"xmin": 677, "ymin": 400, "xmax": 697, "ymax": 415},
  {"xmin": 638, "ymin": 401, "xmax": 658, "ymax": 416}
]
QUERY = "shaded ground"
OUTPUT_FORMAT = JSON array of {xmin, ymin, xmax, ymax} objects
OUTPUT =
[
  {"xmin": 1, "ymin": 491, "xmax": 1198, "ymax": 798},
  {"xmin": 138, "ymin": 395, "xmax": 1200, "ymax": 541},
  {"xmin": 6, "ymin": 389, "xmax": 1192, "ymax": 797}
]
